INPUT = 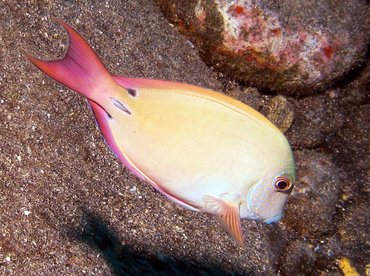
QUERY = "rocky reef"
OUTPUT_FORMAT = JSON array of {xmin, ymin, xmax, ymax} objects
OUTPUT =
[{"xmin": 155, "ymin": 0, "xmax": 369, "ymax": 95}]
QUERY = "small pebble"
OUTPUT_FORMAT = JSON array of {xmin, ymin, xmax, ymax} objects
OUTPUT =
[{"xmin": 130, "ymin": 186, "xmax": 137, "ymax": 192}]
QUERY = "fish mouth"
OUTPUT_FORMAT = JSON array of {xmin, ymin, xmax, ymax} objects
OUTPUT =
[{"xmin": 263, "ymin": 213, "xmax": 283, "ymax": 224}]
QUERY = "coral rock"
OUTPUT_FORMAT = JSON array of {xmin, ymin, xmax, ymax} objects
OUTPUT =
[
  {"xmin": 262, "ymin": 95, "xmax": 294, "ymax": 133},
  {"xmin": 155, "ymin": 0, "xmax": 369, "ymax": 95},
  {"xmin": 283, "ymin": 150, "xmax": 341, "ymax": 237}
]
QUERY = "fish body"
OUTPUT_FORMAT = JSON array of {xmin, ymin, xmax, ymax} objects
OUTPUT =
[{"xmin": 27, "ymin": 18, "xmax": 296, "ymax": 245}]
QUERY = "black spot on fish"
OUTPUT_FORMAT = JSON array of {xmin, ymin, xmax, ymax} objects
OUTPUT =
[
  {"xmin": 127, "ymin": 88, "xmax": 137, "ymax": 97},
  {"xmin": 110, "ymin": 97, "xmax": 131, "ymax": 115}
]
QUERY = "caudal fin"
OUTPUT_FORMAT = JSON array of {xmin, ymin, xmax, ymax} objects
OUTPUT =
[{"xmin": 26, "ymin": 17, "xmax": 116, "ymax": 99}]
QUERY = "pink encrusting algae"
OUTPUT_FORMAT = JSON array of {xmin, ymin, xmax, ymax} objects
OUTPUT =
[{"xmin": 216, "ymin": 0, "xmax": 344, "ymax": 84}]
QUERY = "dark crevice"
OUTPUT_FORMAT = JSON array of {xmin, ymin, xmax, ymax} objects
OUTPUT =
[{"xmin": 331, "ymin": 43, "xmax": 370, "ymax": 89}]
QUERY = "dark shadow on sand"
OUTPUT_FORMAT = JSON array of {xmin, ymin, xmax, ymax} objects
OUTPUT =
[{"xmin": 67, "ymin": 210, "xmax": 250, "ymax": 276}]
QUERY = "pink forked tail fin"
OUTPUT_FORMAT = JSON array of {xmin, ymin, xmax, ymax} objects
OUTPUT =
[{"xmin": 26, "ymin": 17, "xmax": 115, "ymax": 100}]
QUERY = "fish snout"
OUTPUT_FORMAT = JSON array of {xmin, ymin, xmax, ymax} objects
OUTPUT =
[{"xmin": 263, "ymin": 212, "xmax": 283, "ymax": 224}]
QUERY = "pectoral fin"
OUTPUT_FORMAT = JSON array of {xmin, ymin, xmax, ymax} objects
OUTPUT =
[{"xmin": 202, "ymin": 196, "xmax": 244, "ymax": 246}]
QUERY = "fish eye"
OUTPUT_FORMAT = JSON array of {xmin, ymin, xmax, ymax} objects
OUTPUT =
[{"xmin": 275, "ymin": 177, "xmax": 293, "ymax": 193}]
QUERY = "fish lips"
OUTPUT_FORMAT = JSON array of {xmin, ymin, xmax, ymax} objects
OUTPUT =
[{"xmin": 263, "ymin": 213, "xmax": 283, "ymax": 224}]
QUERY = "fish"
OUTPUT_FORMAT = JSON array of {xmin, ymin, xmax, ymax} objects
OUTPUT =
[{"xmin": 26, "ymin": 18, "xmax": 296, "ymax": 245}]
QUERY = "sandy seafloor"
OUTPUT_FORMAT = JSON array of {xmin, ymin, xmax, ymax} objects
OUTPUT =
[{"xmin": 0, "ymin": 1, "xmax": 369, "ymax": 275}]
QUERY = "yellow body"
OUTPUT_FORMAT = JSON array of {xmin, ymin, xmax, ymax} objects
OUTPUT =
[{"xmin": 107, "ymin": 79, "xmax": 294, "ymax": 218}]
